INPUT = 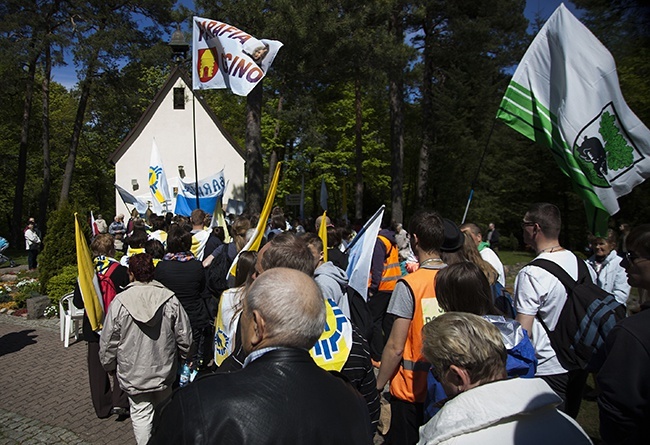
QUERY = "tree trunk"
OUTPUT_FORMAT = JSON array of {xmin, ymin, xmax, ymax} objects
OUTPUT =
[
  {"xmin": 389, "ymin": 2, "xmax": 405, "ymax": 224},
  {"xmin": 11, "ymin": 51, "xmax": 39, "ymax": 245},
  {"xmin": 417, "ymin": 7, "xmax": 435, "ymax": 207},
  {"xmin": 59, "ymin": 57, "xmax": 97, "ymax": 207},
  {"xmin": 246, "ymin": 81, "xmax": 264, "ymax": 215},
  {"xmin": 354, "ymin": 78, "xmax": 364, "ymax": 221},
  {"xmin": 39, "ymin": 41, "xmax": 52, "ymax": 238},
  {"xmin": 267, "ymin": 95, "xmax": 283, "ymax": 185}
]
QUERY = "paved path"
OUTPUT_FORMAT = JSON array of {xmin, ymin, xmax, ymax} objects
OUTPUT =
[{"xmin": 0, "ymin": 314, "xmax": 134, "ymax": 444}]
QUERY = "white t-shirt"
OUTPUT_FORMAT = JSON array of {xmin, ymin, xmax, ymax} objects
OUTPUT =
[
  {"xmin": 514, "ymin": 250, "xmax": 595, "ymax": 376},
  {"xmin": 480, "ymin": 247, "xmax": 506, "ymax": 287}
]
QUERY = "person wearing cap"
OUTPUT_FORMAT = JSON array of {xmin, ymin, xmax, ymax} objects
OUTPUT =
[{"xmin": 375, "ymin": 210, "xmax": 453, "ymax": 444}]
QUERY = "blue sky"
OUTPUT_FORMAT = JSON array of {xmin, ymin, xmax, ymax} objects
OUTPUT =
[{"xmin": 51, "ymin": 1, "xmax": 580, "ymax": 89}]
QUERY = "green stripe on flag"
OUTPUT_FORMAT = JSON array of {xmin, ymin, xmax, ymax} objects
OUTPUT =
[{"xmin": 496, "ymin": 81, "xmax": 608, "ymax": 218}]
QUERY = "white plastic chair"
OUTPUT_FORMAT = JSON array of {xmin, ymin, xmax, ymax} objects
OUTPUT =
[{"xmin": 59, "ymin": 292, "xmax": 84, "ymax": 347}]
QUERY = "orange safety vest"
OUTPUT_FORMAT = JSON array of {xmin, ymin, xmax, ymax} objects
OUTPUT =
[
  {"xmin": 389, "ymin": 266, "xmax": 445, "ymax": 403},
  {"xmin": 378, "ymin": 235, "xmax": 401, "ymax": 292}
]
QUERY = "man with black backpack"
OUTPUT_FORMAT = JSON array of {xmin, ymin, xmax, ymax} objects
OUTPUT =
[{"xmin": 514, "ymin": 203, "xmax": 597, "ymax": 418}]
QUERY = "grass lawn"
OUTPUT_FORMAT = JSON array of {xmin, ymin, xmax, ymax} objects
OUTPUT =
[
  {"xmin": 498, "ymin": 250, "xmax": 535, "ymax": 266},
  {"xmin": 0, "ymin": 247, "xmax": 26, "ymax": 268}
]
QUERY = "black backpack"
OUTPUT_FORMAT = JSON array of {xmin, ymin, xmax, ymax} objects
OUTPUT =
[{"xmin": 529, "ymin": 258, "xmax": 626, "ymax": 372}]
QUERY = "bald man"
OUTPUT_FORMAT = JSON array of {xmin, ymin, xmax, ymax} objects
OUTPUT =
[{"xmin": 150, "ymin": 268, "xmax": 372, "ymax": 445}]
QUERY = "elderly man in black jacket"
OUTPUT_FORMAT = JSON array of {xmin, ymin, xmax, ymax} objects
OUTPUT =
[{"xmin": 149, "ymin": 267, "xmax": 372, "ymax": 445}]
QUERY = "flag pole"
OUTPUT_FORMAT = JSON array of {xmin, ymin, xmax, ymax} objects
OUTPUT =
[
  {"xmin": 461, "ymin": 119, "xmax": 497, "ymax": 224},
  {"xmin": 192, "ymin": 92, "xmax": 200, "ymax": 210}
]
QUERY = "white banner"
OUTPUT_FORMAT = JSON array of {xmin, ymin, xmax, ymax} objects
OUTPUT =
[
  {"xmin": 179, "ymin": 169, "xmax": 226, "ymax": 198},
  {"xmin": 192, "ymin": 17, "xmax": 283, "ymax": 96}
]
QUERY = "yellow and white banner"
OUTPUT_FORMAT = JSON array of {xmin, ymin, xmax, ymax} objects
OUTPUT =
[
  {"xmin": 75, "ymin": 213, "xmax": 104, "ymax": 331},
  {"xmin": 310, "ymin": 299, "xmax": 353, "ymax": 372},
  {"xmin": 149, "ymin": 139, "xmax": 171, "ymax": 211},
  {"xmin": 192, "ymin": 17, "xmax": 283, "ymax": 96}
]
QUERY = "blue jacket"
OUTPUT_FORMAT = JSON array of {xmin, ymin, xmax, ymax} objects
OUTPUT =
[{"xmin": 424, "ymin": 315, "xmax": 537, "ymax": 421}]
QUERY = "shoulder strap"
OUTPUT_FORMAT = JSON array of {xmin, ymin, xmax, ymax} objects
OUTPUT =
[
  {"xmin": 529, "ymin": 258, "xmax": 577, "ymax": 293},
  {"xmin": 575, "ymin": 259, "xmax": 595, "ymax": 285},
  {"xmin": 104, "ymin": 261, "xmax": 120, "ymax": 278}
]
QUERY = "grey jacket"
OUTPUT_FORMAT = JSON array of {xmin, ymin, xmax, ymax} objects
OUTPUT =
[
  {"xmin": 314, "ymin": 261, "xmax": 350, "ymax": 319},
  {"xmin": 99, "ymin": 280, "xmax": 192, "ymax": 395}
]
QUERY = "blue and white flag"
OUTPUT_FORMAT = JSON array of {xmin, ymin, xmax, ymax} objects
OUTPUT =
[
  {"xmin": 174, "ymin": 170, "xmax": 226, "ymax": 217},
  {"xmin": 149, "ymin": 140, "xmax": 171, "ymax": 208},
  {"xmin": 346, "ymin": 205, "xmax": 385, "ymax": 302},
  {"xmin": 115, "ymin": 183, "xmax": 148, "ymax": 215}
]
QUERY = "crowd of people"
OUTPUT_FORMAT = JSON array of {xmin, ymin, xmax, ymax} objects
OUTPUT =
[{"xmin": 67, "ymin": 203, "xmax": 647, "ymax": 444}]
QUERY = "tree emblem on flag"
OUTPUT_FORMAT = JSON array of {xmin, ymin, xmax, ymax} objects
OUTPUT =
[{"xmin": 573, "ymin": 103, "xmax": 640, "ymax": 188}]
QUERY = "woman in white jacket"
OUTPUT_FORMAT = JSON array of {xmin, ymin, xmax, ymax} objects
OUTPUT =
[
  {"xmin": 417, "ymin": 313, "xmax": 591, "ymax": 445},
  {"xmin": 586, "ymin": 230, "xmax": 630, "ymax": 307}
]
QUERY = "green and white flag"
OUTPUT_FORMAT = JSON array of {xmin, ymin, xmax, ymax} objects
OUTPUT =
[{"xmin": 496, "ymin": 4, "xmax": 650, "ymax": 235}]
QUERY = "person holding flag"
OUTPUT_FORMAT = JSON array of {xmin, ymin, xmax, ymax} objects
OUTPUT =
[{"xmin": 74, "ymin": 216, "xmax": 131, "ymax": 419}]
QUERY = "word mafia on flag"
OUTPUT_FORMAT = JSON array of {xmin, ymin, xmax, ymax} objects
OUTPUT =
[{"xmin": 192, "ymin": 17, "xmax": 283, "ymax": 96}]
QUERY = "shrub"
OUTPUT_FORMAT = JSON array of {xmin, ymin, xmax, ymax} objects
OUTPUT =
[
  {"xmin": 500, "ymin": 234, "xmax": 521, "ymax": 250},
  {"xmin": 13, "ymin": 278, "xmax": 41, "ymax": 308},
  {"xmin": 39, "ymin": 202, "xmax": 88, "ymax": 293},
  {"xmin": 46, "ymin": 264, "xmax": 78, "ymax": 306}
]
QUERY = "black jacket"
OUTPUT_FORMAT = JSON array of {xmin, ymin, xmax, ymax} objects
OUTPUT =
[
  {"xmin": 150, "ymin": 348, "xmax": 373, "ymax": 445},
  {"xmin": 154, "ymin": 259, "xmax": 209, "ymax": 330},
  {"xmin": 598, "ymin": 304, "xmax": 650, "ymax": 444}
]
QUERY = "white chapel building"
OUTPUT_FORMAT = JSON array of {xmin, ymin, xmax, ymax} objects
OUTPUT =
[{"xmin": 109, "ymin": 66, "xmax": 245, "ymax": 217}]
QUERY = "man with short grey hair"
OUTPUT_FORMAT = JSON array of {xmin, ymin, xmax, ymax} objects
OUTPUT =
[{"xmin": 150, "ymin": 268, "xmax": 372, "ymax": 444}]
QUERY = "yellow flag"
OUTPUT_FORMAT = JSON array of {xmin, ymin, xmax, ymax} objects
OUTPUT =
[
  {"xmin": 215, "ymin": 200, "xmax": 232, "ymax": 243},
  {"xmin": 229, "ymin": 162, "xmax": 282, "ymax": 276},
  {"xmin": 75, "ymin": 213, "xmax": 104, "ymax": 331},
  {"xmin": 319, "ymin": 210, "xmax": 328, "ymax": 263},
  {"xmin": 310, "ymin": 299, "xmax": 352, "ymax": 372}
]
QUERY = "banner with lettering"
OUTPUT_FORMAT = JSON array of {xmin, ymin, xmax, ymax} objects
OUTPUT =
[
  {"xmin": 174, "ymin": 170, "xmax": 227, "ymax": 216},
  {"xmin": 192, "ymin": 17, "xmax": 283, "ymax": 96}
]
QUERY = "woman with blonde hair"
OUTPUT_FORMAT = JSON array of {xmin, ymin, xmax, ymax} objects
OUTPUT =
[{"xmin": 418, "ymin": 313, "xmax": 591, "ymax": 445}]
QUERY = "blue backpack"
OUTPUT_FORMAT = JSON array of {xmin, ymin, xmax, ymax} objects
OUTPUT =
[{"xmin": 491, "ymin": 281, "xmax": 516, "ymax": 319}]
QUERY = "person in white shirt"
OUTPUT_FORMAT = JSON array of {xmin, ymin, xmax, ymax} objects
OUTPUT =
[
  {"xmin": 514, "ymin": 202, "xmax": 595, "ymax": 419},
  {"xmin": 585, "ymin": 230, "xmax": 630, "ymax": 307},
  {"xmin": 24, "ymin": 220, "xmax": 41, "ymax": 270}
]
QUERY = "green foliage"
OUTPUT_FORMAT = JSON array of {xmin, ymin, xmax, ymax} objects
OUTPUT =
[
  {"xmin": 13, "ymin": 279, "xmax": 40, "ymax": 309},
  {"xmin": 599, "ymin": 112, "xmax": 634, "ymax": 170},
  {"xmin": 46, "ymin": 264, "xmax": 78, "ymax": 306},
  {"xmin": 39, "ymin": 203, "xmax": 86, "ymax": 293}
]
